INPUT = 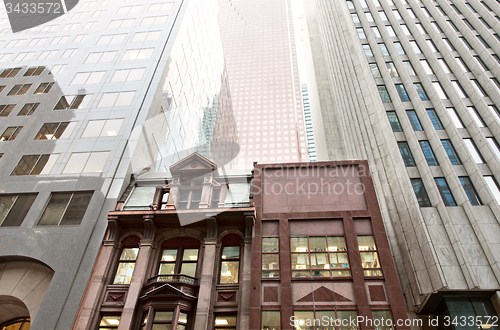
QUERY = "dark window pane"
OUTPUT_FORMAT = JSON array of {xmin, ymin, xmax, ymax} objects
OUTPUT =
[
  {"xmin": 414, "ymin": 83, "xmax": 429, "ymax": 100},
  {"xmin": 419, "ymin": 141, "xmax": 438, "ymax": 166},
  {"xmin": 60, "ymin": 192, "xmax": 93, "ymax": 225},
  {"xmin": 0, "ymin": 104, "xmax": 16, "ymax": 117},
  {"xmin": 459, "ymin": 177, "xmax": 482, "ymax": 205},
  {"xmin": 411, "ymin": 178, "xmax": 431, "ymax": 207},
  {"xmin": 12, "ymin": 155, "xmax": 39, "ymax": 175},
  {"xmin": 378, "ymin": 86, "xmax": 391, "ymax": 102},
  {"xmin": 441, "ymin": 140, "xmax": 461, "ymax": 165},
  {"xmin": 54, "ymin": 96, "xmax": 71, "ymax": 110},
  {"xmin": 38, "ymin": 193, "xmax": 72, "ymax": 225},
  {"xmin": 31, "ymin": 154, "xmax": 50, "ymax": 175},
  {"xmin": 395, "ymin": 84, "xmax": 410, "ymax": 102},
  {"xmin": 407, "ymin": 110, "xmax": 423, "ymax": 130},
  {"xmin": 398, "ymin": 142, "xmax": 416, "ymax": 166},
  {"xmin": 387, "ymin": 111, "xmax": 402, "ymax": 132},
  {"xmin": 1, "ymin": 194, "xmax": 37, "ymax": 226},
  {"xmin": 435, "ymin": 177, "xmax": 457, "ymax": 206},
  {"xmin": 426, "ymin": 109, "xmax": 443, "ymax": 129}
]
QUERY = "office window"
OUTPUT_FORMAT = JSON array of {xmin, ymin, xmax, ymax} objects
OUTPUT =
[
  {"xmin": 446, "ymin": 108, "xmax": 464, "ymax": 128},
  {"xmin": 463, "ymin": 138, "xmax": 484, "ymax": 163},
  {"xmin": 371, "ymin": 26, "xmax": 381, "ymax": 38},
  {"xmin": 0, "ymin": 85, "xmax": 6, "ymax": 94},
  {"xmin": 262, "ymin": 311, "xmax": 280, "ymax": 330},
  {"xmin": 398, "ymin": 141, "xmax": 416, "ymax": 166},
  {"xmin": 50, "ymin": 35, "xmax": 70, "ymax": 45},
  {"xmin": 11, "ymin": 154, "xmax": 58, "ymax": 175},
  {"xmin": 70, "ymin": 72, "xmax": 105, "ymax": 85},
  {"xmin": 477, "ymin": 35, "xmax": 491, "ymax": 48},
  {"xmin": 132, "ymin": 30, "xmax": 162, "ymax": 42},
  {"xmin": 35, "ymin": 122, "xmax": 76, "ymax": 140},
  {"xmin": 140, "ymin": 15, "xmax": 168, "ymax": 26},
  {"xmin": 426, "ymin": 39, "xmax": 438, "ymax": 52},
  {"xmin": 97, "ymin": 91, "xmax": 135, "ymax": 107},
  {"xmin": 358, "ymin": 236, "xmax": 381, "ymax": 276},
  {"xmin": 402, "ymin": 61, "xmax": 415, "ymax": 75},
  {"xmin": 460, "ymin": 36, "xmax": 473, "ymax": 50},
  {"xmin": 0, "ymin": 54, "xmax": 12, "ymax": 62},
  {"xmin": 487, "ymin": 138, "xmax": 500, "ymax": 160},
  {"xmin": 451, "ymin": 81, "xmax": 468, "ymax": 98},
  {"xmin": 441, "ymin": 139, "xmax": 461, "ymax": 164},
  {"xmin": 484, "ymin": 176, "xmax": 500, "ymax": 204},
  {"xmin": 370, "ymin": 63, "xmax": 382, "ymax": 78},
  {"xmin": 117, "ymin": 5, "xmax": 142, "ymax": 14},
  {"xmin": 401, "ymin": 24, "xmax": 411, "ymax": 35},
  {"xmin": 378, "ymin": 11, "xmax": 388, "ymax": 21},
  {"xmin": 492, "ymin": 78, "xmax": 500, "ymax": 91},
  {"xmin": 107, "ymin": 18, "xmax": 135, "ymax": 29},
  {"xmin": 293, "ymin": 311, "xmax": 357, "ymax": 330},
  {"xmin": 0, "ymin": 104, "xmax": 16, "ymax": 117},
  {"xmin": 363, "ymin": 44, "xmax": 374, "ymax": 57},
  {"xmin": 432, "ymin": 82, "xmax": 448, "ymax": 99},
  {"xmin": 262, "ymin": 237, "xmax": 279, "ymax": 278},
  {"xmin": 423, "ymin": 110, "xmax": 441, "ymax": 130},
  {"xmin": 459, "ymin": 177, "xmax": 482, "ymax": 205},
  {"xmin": 5, "ymin": 39, "xmax": 25, "ymax": 48},
  {"xmin": 474, "ymin": 56, "xmax": 489, "ymax": 71},
  {"xmin": 61, "ymin": 48, "xmax": 77, "ymax": 58},
  {"xmin": 416, "ymin": 23, "xmax": 427, "ymax": 34},
  {"xmin": 411, "ymin": 178, "xmax": 432, "ymax": 206},
  {"xmin": 23, "ymin": 66, "xmax": 45, "ymax": 76},
  {"xmin": 394, "ymin": 41, "xmax": 405, "ymax": 54},
  {"xmin": 471, "ymin": 80, "xmax": 488, "ymax": 97},
  {"xmin": 34, "ymin": 82, "xmax": 54, "ymax": 94},
  {"xmin": 148, "ymin": 2, "xmax": 174, "ymax": 11},
  {"xmin": 0, "ymin": 67, "xmax": 21, "ymax": 77},
  {"xmin": 50, "ymin": 64, "xmax": 66, "ymax": 75},
  {"xmin": 220, "ymin": 243, "xmax": 240, "ymax": 284},
  {"xmin": 351, "ymin": 13, "xmax": 360, "ymax": 23},
  {"xmin": 435, "ymin": 177, "xmax": 457, "ymax": 206},
  {"xmin": 54, "ymin": 95, "xmax": 91, "ymax": 111},
  {"xmin": 7, "ymin": 84, "xmax": 31, "ymax": 95},
  {"xmin": 158, "ymin": 244, "xmax": 199, "ymax": 278},
  {"xmin": 73, "ymin": 34, "xmax": 87, "ymax": 43},
  {"xmin": 372, "ymin": 311, "xmax": 394, "ymax": 330},
  {"xmin": 443, "ymin": 38, "xmax": 456, "ymax": 51},
  {"xmin": 431, "ymin": 21, "xmax": 443, "ymax": 33},
  {"xmin": 420, "ymin": 140, "xmax": 438, "ymax": 166},
  {"xmin": 386, "ymin": 62, "xmax": 398, "ymax": 76},
  {"xmin": 81, "ymin": 119, "xmax": 123, "ymax": 138},
  {"xmin": 63, "ymin": 151, "xmax": 110, "ymax": 174},
  {"xmin": 378, "ymin": 43, "xmax": 390, "ymax": 56},
  {"xmin": 99, "ymin": 316, "xmax": 120, "ymax": 329},
  {"xmin": 96, "ymin": 34, "xmax": 127, "ymax": 45},
  {"xmin": 122, "ymin": 48, "xmax": 154, "ymax": 61},
  {"xmin": 110, "ymin": 68, "xmax": 145, "ymax": 82},
  {"xmin": 214, "ymin": 315, "xmax": 237, "ymax": 330},
  {"xmin": 392, "ymin": 9, "xmax": 402, "ymax": 20},
  {"xmin": 0, "ymin": 194, "xmax": 37, "ymax": 227},
  {"xmin": 347, "ymin": 1, "xmax": 355, "ymax": 9},
  {"xmin": 356, "ymin": 28, "xmax": 366, "ymax": 39},
  {"xmin": 62, "ymin": 23, "xmax": 79, "ymax": 31},
  {"xmin": 84, "ymin": 51, "xmax": 116, "ymax": 64},
  {"xmin": 359, "ymin": 0, "xmax": 367, "ymax": 8},
  {"xmin": 467, "ymin": 107, "xmax": 485, "ymax": 127},
  {"xmin": 113, "ymin": 248, "xmax": 139, "ymax": 284},
  {"xmin": 420, "ymin": 60, "xmax": 434, "ymax": 74},
  {"xmin": 436, "ymin": 58, "xmax": 451, "ymax": 73},
  {"xmin": 387, "ymin": 111, "xmax": 402, "ymax": 131},
  {"xmin": 478, "ymin": 17, "xmax": 492, "ymax": 29},
  {"xmin": 378, "ymin": 86, "xmax": 391, "ymax": 102},
  {"xmin": 0, "ymin": 126, "xmax": 22, "ymax": 141},
  {"xmin": 447, "ymin": 19, "xmax": 459, "ymax": 32},
  {"xmin": 409, "ymin": 40, "xmax": 422, "ymax": 53},
  {"xmin": 385, "ymin": 25, "xmax": 396, "ymax": 37},
  {"xmin": 38, "ymin": 191, "xmax": 93, "ymax": 226},
  {"xmin": 455, "ymin": 57, "xmax": 470, "ymax": 72},
  {"xmin": 395, "ymin": 84, "xmax": 410, "ymax": 102}
]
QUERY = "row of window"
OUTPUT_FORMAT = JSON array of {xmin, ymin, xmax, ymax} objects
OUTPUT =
[{"xmin": 0, "ymin": 191, "xmax": 92, "ymax": 227}]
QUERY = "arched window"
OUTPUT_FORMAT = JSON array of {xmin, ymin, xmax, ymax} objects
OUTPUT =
[
  {"xmin": 0, "ymin": 317, "xmax": 30, "ymax": 330},
  {"xmin": 112, "ymin": 235, "xmax": 140, "ymax": 284},
  {"xmin": 219, "ymin": 234, "xmax": 241, "ymax": 284},
  {"xmin": 158, "ymin": 237, "xmax": 200, "ymax": 277}
]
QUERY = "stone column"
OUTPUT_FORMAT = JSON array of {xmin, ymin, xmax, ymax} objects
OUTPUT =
[
  {"xmin": 194, "ymin": 217, "xmax": 218, "ymax": 329},
  {"xmin": 118, "ymin": 216, "xmax": 156, "ymax": 330},
  {"xmin": 72, "ymin": 217, "xmax": 120, "ymax": 330},
  {"xmin": 238, "ymin": 214, "xmax": 254, "ymax": 330}
]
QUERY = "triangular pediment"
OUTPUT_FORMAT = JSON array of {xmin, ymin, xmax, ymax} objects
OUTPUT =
[
  {"xmin": 170, "ymin": 153, "xmax": 218, "ymax": 179},
  {"xmin": 141, "ymin": 282, "xmax": 196, "ymax": 300},
  {"xmin": 297, "ymin": 286, "xmax": 351, "ymax": 302}
]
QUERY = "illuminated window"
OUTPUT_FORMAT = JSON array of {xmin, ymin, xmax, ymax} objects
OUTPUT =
[
  {"xmin": 99, "ymin": 316, "xmax": 120, "ymax": 329},
  {"xmin": 53, "ymin": 94, "xmax": 91, "ymax": 110},
  {"xmin": 35, "ymin": 122, "xmax": 76, "ymax": 140},
  {"xmin": 0, "ymin": 126, "xmax": 22, "ymax": 141},
  {"xmin": 113, "ymin": 248, "xmax": 139, "ymax": 284},
  {"xmin": 262, "ymin": 311, "xmax": 280, "ymax": 330},
  {"xmin": 11, "ymin": 154, "xmax": 58, "ymax": 175},
  {"xmin": 158, "ymin": 238, "xmax": 199, "ymax": 278},
  {"xmin": 262, "ymin": 237, "xmax": 279, "ymax": 278},
  {"xmin": 358, "ymin": 236, "xmax": 382, "ymax": 276},
  {"xmin": 220, "ymin": 235, "xmax": 241, "ymax": 284}
]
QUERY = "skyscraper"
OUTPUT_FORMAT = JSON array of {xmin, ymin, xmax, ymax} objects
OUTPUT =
[
  {"xmin": 218, "ymin": 0, "xmax": 309, "ymax": 168},
  {"xmin": 0, "ymin": 0, "xmax": 237, "ymax": 328},
  {"xmin": 304, "ymin": 0, "xmax": 500, "ymax": 322}
]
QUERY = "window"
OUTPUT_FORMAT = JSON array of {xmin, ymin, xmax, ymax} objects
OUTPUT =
[
  {"xmin": 414, "ymin": 83, "xmax": 429, "ymax": 101},
  {"xmin": 455, "ymin": 57, "xmax": 470, "ymax": 72},
  {"xmin": 17, "ymin": 103, "xmax": 39, "ymax": 116},
  {"xmin": 110, "ymin": 68, "xmax": 145, "ymax": 82},
  {"xmin": 0, "ymin": 194, "xmax": 37, "ymax": 227},
  {"xmin": 387, "ymin": 111, "xmax": 402, "ymax": 131},
  {"xmin": 402, "ymin": 61, "xmax": 415, "ymax": 75},
  {"xmin": 84, "ymin": 51, "xmax": 117, "ymax": 64},
  {"xmin": 81, "ymin": 119, "xmax": 123, "ymax": 138},
  {"xmin": 487, "ymin": 138, "xmax": 500, "ymax": 160},
  {"xmin": 431, "ymin": 21, "xmax": 443, "ymax": 33},
  {"xmin": 262, "ymin": 311, "xmax": 280, "ymax": 330},
  {"xmin": 148, "ymin": 3, "xmax": 174, "ymax": 11},
  {"xmin": 97, "ymin": 34, "xmax": 127, "ymax": 45},
  {"xmin": 0, "ymin": 318, "xmax": 31, "ymax": 329},
  {"xmin": 398, "ymin": 142, "xmax": 416, "ymax": 166},
  {"xmin": 474, "ymin": 56, "xmax": 489, "ymax": 71},
  {"xmin": 378, "ymin": 43, "xmax": 390, "ymax": 56},
  {"xmin": 464, "ymin": 138, "xmax": 484, "ymax": 163},
  {"xmin": 371, "ymin": 26, "xmax": 381, "ymax": 38},
  {"xmin": 451, "ymin": 81, "xmax": 468, "ymax": 98},
  {"xmin": 50, "ymin": 35, "xmax": 70, "ymax": 45},
  {"xmin": 53, "ymin": 94, "xmax": 91, "ymax": 110},
  {"xmin": 121, "ymin": 48, "xmax": 154, "ymax": 61},
  {"xmin": 420, "ymin": 59, "xmax": 434, "ymax": 74},
  {"xmin": 484, "ymin": 176, "xmax": 500, "ymax": 204},
  {"xmin": 460, "ymin": 177, "xmax": 482, "ymax": 205},
  {"xmin": 409, "ymin": 40, "xmax": 422, "ymax": 53},
  {"xmin": 113, "ymin": 248, "xmax": 139, "ymax": 284},
  {"xmin": 38, "ymin": 191, "xmax": 93, "ymax": 226},
  {"xmin": 73, "ymin": 34, "xmax": 87, "ymax": 43},
  {"xmin": 7, "ymin": 84, "xmax": 31, "ymax": 95},
  {"xmin": 62, "ymin": 151, "xmax": 110, "ymax": 174},
  {"xmin": 220, "ymin": 239, "xmax": 240, "ymax": 284},
  {"xmin": 34, "ymin": 82, "xmax": 54, "ymax": 94},
  {"xmin": 144, "ymin": 311, "xmax": 188, "ymax": 330},
  {"xmin": 350, "ymin": 13, "xmax": 360, "ymax": 23},
  {"xmin": 460, "ymin": 36, "xmax": 473, "ymax": 50},
  {"xmin": 347, "ymin": 1, "xmax": 355, "ymax": 9},
  {"xmin": 97, "ymin": 91, "xmax": 135, "ymax": 108},
  {"xmin": 479, "ymin": 17, "xmax": 492, "ymax": 29},
  {"xmin": 379, "ymin": 11, "xmax": 388, "ymax": 21},
  {"xmin": 394, "ymin": 41, "xmax": 405, "ymax": 55},
  {"xmin": 11, "ymin": 154, "xmax": 58, "ymax": 175},
  {"xmin": 426, "ymin": 39, "xmax": 438, "ymax": 52},
  {"xmin": 293, "ymin": 310, "xmax": 357, "ymax": 330},
  {"xmin": 117, "ymin": 5, "xmax": 142, "ymax": 14},
  {"xmin": 177, "ymin": 189, "xmax": 202, "ymax": 210},
  {"xmin": 70, "ymin": 72, "xmax": 105, "ymax": 85},
  {"xmin": 358, "ymin": 236, "xmax": 381, "ymax": 276},
  {"xmin": 262, "ymin": 237, "xmax": 279, "ymax": 278},
  {"xmin": 420, "ymin": 140, "xmax": 438, "ymax": 166},
  {"xmin": 132, "ymin": 30, "xmax": 162, "ymax": 42},
  {"xmin": 0, "ymin": 67, "xmax": 21, "ymax": 77},
  {"xmin": 441, "ymin": 139, "xmax": 461, "ymax": 165},
  {"xmin": 0, "ymin": 85, "xmax": 5, "ymax": 93},
  {"xmin": 61, "ymin": 48, "xmax": 77, "ymax": 58},
  {"xmin": 426, "ymin": 109, "xmax": 443, "ymax": 130},
  {"xmin": 467, "ymin": 107, "xmax": 485, "ymax": 127},
  {"xmin": 214, "ymin": 315, "xmax": 237, "ymax": 330},
  {"xmin": 5, "ymin": 39, "xmax": 25, "ymax": 48},
  {"xmin": 291, "ymin": 236, "xmax": 350, "ymax": 278},
  {"xmin": 443, "ymin": 38, "xmax": 456, "ymax": 51},
  {"xmin": 446, "ymin": 108, "xmax": 464, "ymax": 128},
  {"xmin": 50, "ymin": 64, "xmax": 66, "ymax": 75},
  {"xmin": 477, "ymin": 35, "xmax": 491, "ymax": 48},
  {"xmin": 411, "ymin": 178, "xmax": 432, "ymax": 206},
  {"xmin": 35, "ymin": 122, "xmax": 76, "ymax": 140},
  {"xmin": 356, "ymin": 28, "xmax": 366, "ymax": 39},
  {"xmin": 471, "ymin": 80, "xmax": 488, "ymax": 97},
  {"xmin": 140, "ymin": 15, "xmax": 168, "ymax": 26},
  {"xmin": 432, "ymin": 82, "xmax": 448, "ymax": 99},
  {"xmin": 363, "ymin": 44, "xmax": 374, "ymax": 57},
  {"xmin": 378, "ymin": 86, "xmax": 391, "ymax": 102},
  {"xmin": 0, "ymin": 126, "xmax": 22, "ymax": 141},
  {"xmin": 158, "ymin": 239, "xmax": 199, "ymax": 278},
  {"xmin": 416, "ymin": 23, "xmax": 427, "ymax": 34},
  {"xmin": 435, "ymin": 177, "xmax": 457, "ymax": 206},
  {"xmin": 0, "ymin": 104, "xmax": 16, "ymax": 117},
  {"xmin": 386, "ymin": 62, "xmax": 398, "ymax": 76},
  {"xmin": 372, "ymin": 311, "xmax": 394, "ymax": 330},
  {"xmin": 405, "ymin": 111, "xmax": 422, "ymax": 131},
  {"xmin": 370, "ymin": 63, "xmax": 382, "ymax": 78},
  {"xmin": 401, "ymin": 24, "xmax": 411, "ymax": 36},
  {"xmin": 406, "ymin": 8, "xmax": 415, "ymax": 18},
  {"xmin": 385, "ymin": 25, "xmax": 396, "ymax": 37},
  {"xmin": 107, "ymin": 18, "xmax": 135, "ymax": 29},
  {"xmin": 23, "ymin": 66, "xmax": 45, "ymax": 76},
  {"xmin": 395, "ymin": 84, "xmax": 410, "ymax": 102}
]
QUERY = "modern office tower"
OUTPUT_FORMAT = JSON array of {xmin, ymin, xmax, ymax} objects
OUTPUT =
[
  {"xmin": 304, "ymin": 0, "xmax": 500, "ymax": 323},
  {"xmin": 302, "ymin": 84, "xmax": 318, "ymax": 161},
  {"xmin": 0, "ymin": 0, "xmax": 237, "ymax": 328},
  {"xmin": 218, "ymin": 0, "xmax": 309, "ymax": 169}
]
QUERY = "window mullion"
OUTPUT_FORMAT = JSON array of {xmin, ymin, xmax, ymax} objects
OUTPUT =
[
  {"xmin": 58, "ymin": 193, "xmax": 73, "ymax": 225},
  {"xmin": 175, "ymin": 247, "xmax": 183, "ymax": 274},
  {"xmin": 28, "ymin": 154, "xmax": 42, "ymax": 175},
  {"xmin": 0, "ymin": 195, "xmax": 18, "ymax": 226}
]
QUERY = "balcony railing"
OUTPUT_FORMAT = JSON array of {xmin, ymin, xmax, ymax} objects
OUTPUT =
[{"xmin": 147, "ymin": 274, "xmax": 199, "ymax": 286}]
